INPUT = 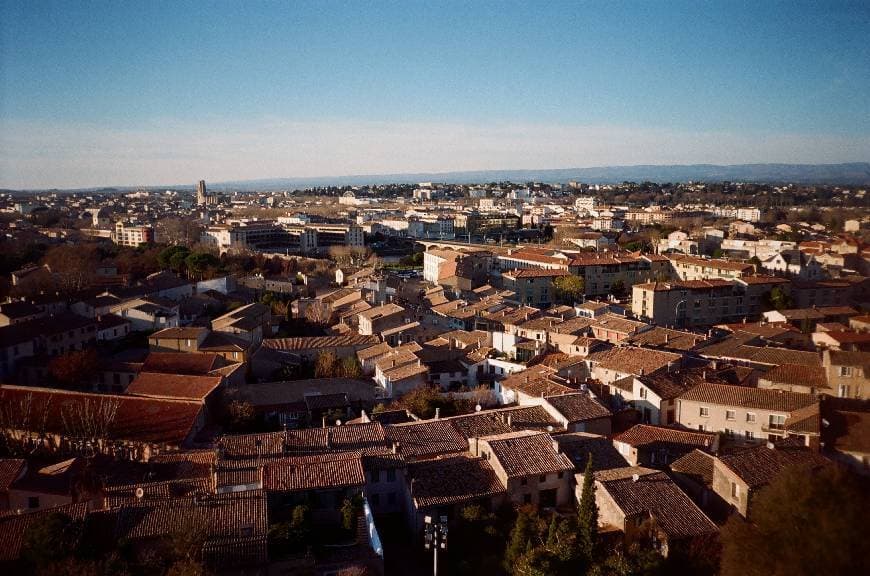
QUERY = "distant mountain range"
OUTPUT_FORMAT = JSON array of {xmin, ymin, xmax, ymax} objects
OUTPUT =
[
  {"xmin": 5, "ymin": 163, "xmax": 870, "ymax": 194},
  {"xmin": 212, "ymin": 163, "xmax": 870, "ymax": 190}
]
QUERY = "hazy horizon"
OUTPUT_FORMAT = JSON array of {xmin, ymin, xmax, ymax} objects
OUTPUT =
[{"xmin": 2, "ymin": 1, "xmax": 869, "ymax": 189}]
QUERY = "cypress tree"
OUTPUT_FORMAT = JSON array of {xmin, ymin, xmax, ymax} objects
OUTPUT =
[{"xmin": 577, "ymin": 454, "xmax": 598, "ymax": 562}]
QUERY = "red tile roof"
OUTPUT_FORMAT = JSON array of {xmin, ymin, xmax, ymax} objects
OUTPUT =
[
  {"xmin": 679, "ymin": 383, "xmax": 817, "ymax": 413},
  {"xmin": 126, "ymin": 372, "xmax": 223, "ymax": 401},
  {"xmin": 408, "ymin": 455, "xmax": 505, "ymax": 508},
  {"xmin": 718, "ymin": 442, "xmax": 830, "ymax": 488},
  {"xmin": 0, "ymin": 385, "xmax": 203, "ymax": 446},
  {"xmin": 262, "ymin": 452, "xmax": 366, "ymax": 492},
  {"xmin": 596, "ymin": 468, "xmax": 718, "ymax": 539},
  {"xmin": 613, "ymin": 424, "xmax": 717, "ymax": 450},
  {"xmin": 479, "ymin": 430, "xmax": 573, "ymax": 478}
]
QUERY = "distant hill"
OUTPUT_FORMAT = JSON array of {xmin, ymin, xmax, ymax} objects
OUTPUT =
[
  {"xmin": 212, "ymin": 163, "xmax": 870, "ymax": 190},
  {"xmin": 5, "ymin": 162, "xmax": 870, "ymax": 194}
]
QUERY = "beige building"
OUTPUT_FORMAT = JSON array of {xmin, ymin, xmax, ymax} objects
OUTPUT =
[
  {"xmin": 357, "ymin": 302, "xmax": 406, "ymax": 336},
  {"xmin": 824, "ymin": 349, "xmax": 869, "ymax": 399},
  {"xmin": 632, "ymin": 279, "xmax": 744, "ymax": 328},
  {"xmin": 676, "ymin": 382, "xmax": 819, "ymax": 447},
  {"xmin": 667, "ymin": 255, "xmax": 753, "ymax": 281},
  {"xmin": 470, "ymin": 430, "xmax": 574, "ymax": 508},
  {"xmin": 711, "ymin": 442, "xmax": 830, "ymax": 517},
  {"xmin": 587, "ymin": 466, "xmax": 718, "ymax": 557}
]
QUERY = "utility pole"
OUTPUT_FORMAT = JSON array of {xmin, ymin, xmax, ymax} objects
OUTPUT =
[{"xmin": 424, "ymin": 514, "xmax": 448, "ymax": 576}]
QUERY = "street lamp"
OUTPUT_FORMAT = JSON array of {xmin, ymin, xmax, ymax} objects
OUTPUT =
[{"xmin": 424, "ymin": 514, "xmax": 448, "ymax": 576}]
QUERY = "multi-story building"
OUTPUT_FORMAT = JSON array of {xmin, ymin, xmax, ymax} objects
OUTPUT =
[
  {"xmin": 469, "ymin": 430, "xmax": 574, "ymax": 508},
  {"xmin": 113, "ymin": 222, "xmax": 154, "ymax": 247},
  {"xmin": 824, "ymin": 349, "xmax": 869, "ymax": 399},
  {"xmin": 676, "ymin": 382, "xmax": 819, "ymax": 447},
  {"xmin": 667, "ymin": 254, "xmax": 754, "ymax": 281},
  {"xmin": 502, "ymin": 268, "xmax": 570, "ymax": 308},
  {"xmin": 201, "ymin": 221, "xmax": 363, "ymax": 255},
  {"xmin": 632, "ymin": 279, "xmax": 745, "ymax": 328}
]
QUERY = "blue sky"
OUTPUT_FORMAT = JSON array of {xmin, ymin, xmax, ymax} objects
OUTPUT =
[{"xmin": 1, "ymin": 0, "xmax": 868, "ymax": 188}]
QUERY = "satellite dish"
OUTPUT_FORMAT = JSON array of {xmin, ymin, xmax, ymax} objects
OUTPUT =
[
  {"xmin": 475, "ymin": 404, "xmax": 482, "ymax": 412},
  {"xmin": 335, "ymin": 419, "xmax": 342, "ymax": 426},
  {"xmin": 546, "ymin": 425, "xmax": 554, "ymax": 433},
  {"xmin": 135, "ymin": 487, "xmax": 144, "ymax": 499}
]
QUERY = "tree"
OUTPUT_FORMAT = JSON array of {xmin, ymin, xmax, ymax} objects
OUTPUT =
[
  {"xmin": 22, "ymin": 512, "xmax": 84, "ymax": 571},
  {"xmin": 227, "ymin": 400, "xmax": 255, "ymax": 432},
  {"xmin": 748, "ymin": 255, "xmax": 762, "ymax": 270},
  {"xmin": 314, "ymin": 351, "xmax": 338, "ymax": 378},
  {"xmin": 610, "ymin": 279, "xmax": 626, "ymax": 299},
  {"xmin": 158, "ymin": 245, "xmax": 189, "ymax": 270},
  {"xmin": 338, "ymin": 356, "xmax": 362, "ymax": 379},
  {"xmin": 720, "ymin": 465, "xmax": 870, "ymax": 576},
  {"xmin": 577, "ymin": 455, "xmax": 598, "ymax": 564},
  {"xmin": 764, "ymin": 286, "xmax": 793, "ymax": 311},
  {"xmin": 304, "ymin": 301, "xmax": 332, "ymax": 325},
  {"xmin": 505, "ymin": 507, "xmax": 539, "ymax": 571},
  {"xmin": 185, "ymin": 251, "xmax": 220, "ymax": 279},
  {"xmin": 553, "ymin": 275, "xmax": 585, "ymax": 305},
  {"xmin": 49, "ymin": 349, "xmax": 101, "ymax": 389}
]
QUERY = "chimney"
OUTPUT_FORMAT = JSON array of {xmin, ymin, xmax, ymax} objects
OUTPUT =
[
  {"xmin": 632, "ymin": 473, "xmax": 640, "ymax": 483},
  {"xmin": 322, "ymin": 416, "xmax": 327, "ymax": 428},
  {"xmin": 507, "ymin": 414, "xmax": 512, "ymax": 427},
  {"xmin": 435, "ymin": 407, "xmax": 440, "ymax": 420},
  {"xmin": 664, "ymin": 333, "xmax": 669, "ymax": 345},
  {"xmin": 766, "ymin": 441, "xmax": 775, "ymax": 450}
]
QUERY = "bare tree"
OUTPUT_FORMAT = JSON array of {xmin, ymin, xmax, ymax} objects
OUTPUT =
[
  {"xmin": 304, "ymin": 300, "xmax": 333, "ymax": 325},
  {"xmin": 59, "ymin": 397, "xmax": 121, "ymax": 450}
]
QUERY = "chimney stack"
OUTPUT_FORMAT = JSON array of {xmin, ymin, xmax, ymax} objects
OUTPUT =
[{"xmin": 435, "ymin": 407, "xmax": 440, "ymax": 420}]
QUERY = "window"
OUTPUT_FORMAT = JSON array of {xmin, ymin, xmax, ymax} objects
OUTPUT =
[
  {"xmin": 699, "ymin": 407, "xmax": 709, "ymax": 417},
  {"xmin": 745, "ymin": 430, "xmax": 754, "ymax": 440},
  {"xmin": 726, "ymin": 410, "xmax": 735, "ymax": 421},
  {"xmin": 370, "ymin": 470, "xmax": 380, "ymax": 483},
  {"xmin": 724, "ymin": 428, "xmax": 734, "ymax": 438},
  {"xmin": 730, "ymin": 482, "xmax": 740, "ymax": 499},
  {"xmin": 746, "ymin": 412, "xmax": 756, "ymax": 423},
  {"xmin": 768, "ymin": 414, "xmax": 785, "ymax": 431},
  {"xmin": 839, "ymin": 366, "xmax": 853, "ymax": 377},
  {"xmin": 639, "ymin": 387, "xmax": 647, "ymax": 399},
  {"xmin": 28, "ymin": 496, "xmax": 39, "ymax": 509},
  {"xmin": 839, "ymin": 384, "xmax": 852, "ymax": 398},
  {"xmin": 539, "ymin": 474, "xmax": 546, "ymax": 483},
  {"xmin": 387, "ymin": 469, "xmax": 396, "ymax": 482}
]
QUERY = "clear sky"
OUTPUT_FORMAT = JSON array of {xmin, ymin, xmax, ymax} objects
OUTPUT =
[{"xmin": 1, "ymin": 0, "xmax": 868, "ymax": 188}]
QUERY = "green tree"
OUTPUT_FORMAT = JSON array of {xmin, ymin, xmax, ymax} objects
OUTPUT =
[
  {"xmin": 158, "ymin": 245, "xmax": 189, "ymax": 270},
  {"xmin": 720, "ymin": 465, "xmax": 869, "ymax": 576},
  {"xmin": 764, "ymin": 286, "xmax": 793, "ymax": 311},
  {"xmin": 185, "ymin": 252, "xmax": 220, "ymax": 279},
  {"xmin": 21, "ymin": 512, "xmax": 84, "ymax": 571},
  {"xmin": 338, "ymin": 356, "xmax": 362, "ymax": 379},
  {"xmin": 505, "ymin": 507, "xmax": 539, "ymax": 571},
  {"xmin": 553, "ymin": 275, "xmax": 585, "ymax": 305},
  {"xmin": 577, "ymin": 455, "xmax": 598, "ymax": 563}
]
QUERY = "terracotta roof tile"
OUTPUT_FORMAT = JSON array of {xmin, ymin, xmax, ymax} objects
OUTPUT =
[
  {"xmin": 679, "ymin": 383, "xmax": 817, "ymax": 413},
  {"xmin": 408, "ymin": 455, "xmax": 506, "ymax": 508},
  {"xmin": 480, "ymin": 430, "xmax": 573, "ymax": 477}
]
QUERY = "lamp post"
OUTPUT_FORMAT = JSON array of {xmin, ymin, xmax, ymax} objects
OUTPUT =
[{"xmin": 424, "ymin": 514, "xmax": 448, "ymax": 576}]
